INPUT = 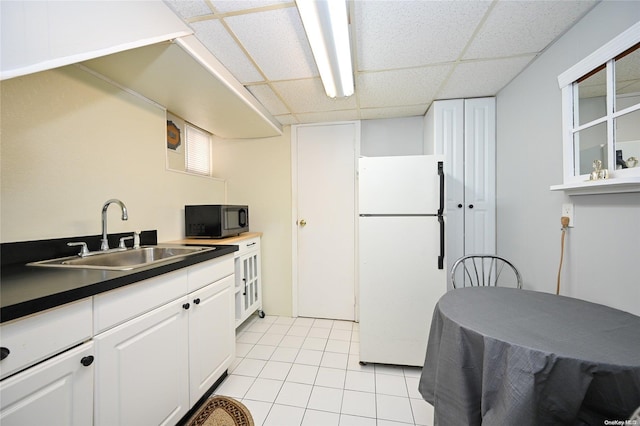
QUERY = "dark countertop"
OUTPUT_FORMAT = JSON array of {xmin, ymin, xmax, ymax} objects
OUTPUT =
[{"xmin": 0, "ymin": 244, "xmax": 238, "ymax": 323}]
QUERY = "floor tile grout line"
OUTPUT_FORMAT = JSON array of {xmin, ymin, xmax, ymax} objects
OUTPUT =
[{"xmin": 230, "ymin": 315, "xmax": 427, "ymax": 425}]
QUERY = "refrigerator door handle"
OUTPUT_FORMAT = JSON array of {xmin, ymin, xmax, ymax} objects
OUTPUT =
[
  {"xmin": 437, "ymin": 161, "xmax": 445, "ymax": 270},
  {"xmin": 438, "ymin": 215, "xmax": 445, "ymax": 270},
  {"xmin": 437, "ymin": 161, "xmax": 444, "ymax": 216}
]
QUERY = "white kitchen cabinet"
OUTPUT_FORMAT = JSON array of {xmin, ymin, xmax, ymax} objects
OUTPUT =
[
  {"xmin": 234, "ymin": 236, "xmax": 263, "ymax": 327},
  {"xmin": 424, "ymin": 97, "xmax": 496, "ymax": 285},
  {"xmin": 93, "ymin": 269, "xmax": 187, "ymax": 334},
  {"xmin": 94, "ymin": 296, "xmax": 190, "ymax": 426},
  {"xmin": 0, "ymin": 299, "xmax": 92, "ymax": 380},
  {"xmin": 0, "ymin": 342, "xmax": 94, "ymax": 426},
  {"xmin": 0, "ymin": 299, "xmax": 93, "ymax": 426},
  {"xmin": 94, "ymin": 255, "xmax": 235, "ymax": 425},
  {"xmin": 188, "ymin": 275, "xmax": 234, "ymax": 403}
]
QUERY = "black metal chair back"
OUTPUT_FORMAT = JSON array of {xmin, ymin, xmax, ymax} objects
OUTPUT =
[{"xmin": 451, "ymin": 255, "xmax": 522, "ymax": 289}]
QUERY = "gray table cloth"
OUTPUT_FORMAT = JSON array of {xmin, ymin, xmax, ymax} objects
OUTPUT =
[{"xmin": 419, "ymin": 287, "xmax": 640, "ymax": 425}]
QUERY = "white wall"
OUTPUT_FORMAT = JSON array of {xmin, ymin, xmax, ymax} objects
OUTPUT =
[
  {"xmin": 496, "ymin": 1, "xmax": 640, "ymax": 315},
  {"xmin": 0, "ymin": 65, "xmax": 226, "ymax": 244},
  {"xmin": 361, "ymin": 116, "xmax": 424, "ymax": 157},
  {"xmin": 213, "ymin": 130, "xmax": 293, "ymax": 317}
]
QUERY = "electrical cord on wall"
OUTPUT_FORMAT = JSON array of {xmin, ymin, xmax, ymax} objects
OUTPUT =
[{"xmin": 556, "ymin": 216, "xmax": 571, "ymax": 295}]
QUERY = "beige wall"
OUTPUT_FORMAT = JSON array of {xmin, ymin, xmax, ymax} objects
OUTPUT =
[
  {"xmin": 0, "ymin": 65, "xmax": 226, "ymax": 244},
  {"xmin": 213, "ymin": 130, "xmax": 293, "ymax": 317},
  {"xmin": 1, "ymin": 65, "xmax": 292, "ymax": 317}
]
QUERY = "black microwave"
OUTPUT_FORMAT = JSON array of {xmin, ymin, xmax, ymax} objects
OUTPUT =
[{"xmin": 185, "ymin": 205, "xmax": 249, "ymax": 238}]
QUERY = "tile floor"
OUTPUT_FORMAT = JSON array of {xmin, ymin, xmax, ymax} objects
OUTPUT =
[{"xmin": 213, "ymin": 315, "xmax": 434, "ymax": 426}]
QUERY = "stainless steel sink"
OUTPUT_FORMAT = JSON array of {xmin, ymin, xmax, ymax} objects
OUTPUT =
[{"xmin": 28, "ymin": 245, "xmax": 215, "ymax": 271}]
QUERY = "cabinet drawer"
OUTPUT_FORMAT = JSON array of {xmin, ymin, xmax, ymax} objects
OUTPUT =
[
  {"xmin": 0, "ymin": 341, "xmax": 94, "ymax": 425},
  {"xmin": 93, "ymin": 269, "xmax": 187, "ymax": 334},
  {"xmin": 188, "ymin": 254, "xmax": 234, "ymax": 293},
  {"xmin": 234, "ymin": 237, "xmax": 260, "ymax": 257},
  {"xmin": 0, "ymin": 299, "xmax": 92, "ymax": 380}
]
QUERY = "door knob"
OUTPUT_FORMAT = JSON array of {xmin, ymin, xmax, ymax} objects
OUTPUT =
[{"xmin": 299, "ymin": 219, "xmax": 307, "ymax": 226}]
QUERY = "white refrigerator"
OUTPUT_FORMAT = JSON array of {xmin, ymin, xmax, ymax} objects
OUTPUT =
[{"xmin": 358, "ymin": 155, "xmax": 447, "ymax": 367}]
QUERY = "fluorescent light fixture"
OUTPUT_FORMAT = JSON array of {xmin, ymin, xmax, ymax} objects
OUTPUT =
[{"xmin": 296, "ymin": 0, "xmax": 354, "ymax": 98}]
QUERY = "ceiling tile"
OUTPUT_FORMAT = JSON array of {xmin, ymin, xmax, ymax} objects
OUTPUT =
[
  {"xmin": 190, "ymin": 19, "xmax": 264, "ymax": 83},
  {"xmin": 164, "ymin": 0, "xmax": 213, "ymax": 19},
  {"xmin": 271, "ymin": 78, "xmax": 357, "ymax": 113},
  {"xmin": 163, "ymin": 0, "xmax": 600, "ymax": 126},
  {"xmin": 360, "ymin": 105, "xmax": 429, "ymax": 120},
  {"xmin": 247, "ymin": 84, "xmax": 290, "ymax": 115},
  {"xmin": 296, "ymin": 110, "xmax": 360, "ymax": 124},
  {"xmin": 209, "ymin": 0, "xmax": 290, "ymax": 14},
  {"xmin": 464, "ymin": 0, "xmax": 597, "ymax": 60},
  {"xmin": 224, "ymin": 7, "xmax": 318, "ymax": 81},
  {"xmin": 357, "ymin": 65, "xmax": 452, "ymax": 108},
  {"xmin": 354, "ymin": 0, "xmax": 492, "ymax": 71},
  {"xmin": 437, "ymin": 56, "xmax": 535, "ymax": 99}
]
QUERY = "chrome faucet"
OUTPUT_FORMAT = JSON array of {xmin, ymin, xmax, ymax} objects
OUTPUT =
[{"xmin": 101, "ymin": 199, "xmax": 128, "ymax": 251}]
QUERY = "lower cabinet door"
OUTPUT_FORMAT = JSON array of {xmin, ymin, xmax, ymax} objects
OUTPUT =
[
  {"xmin": 189, "ymin": 275, "xmax": 234, "ymax": 404},
  {"xmin": 0, "ymin": 341, "xmax": 94, "ymax": 426},
  {"xmin": 94, "ymin": 298, "xmax": 189, "ymax": 426}
]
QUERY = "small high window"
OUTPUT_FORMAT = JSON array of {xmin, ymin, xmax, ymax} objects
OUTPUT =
[
  {"xmin": 166, "ymin": 112, "xmax": 213, "ymax": 177},
  {"xmin": 185, "ymin": 123, "xmax": 212, "ymax": 176}
]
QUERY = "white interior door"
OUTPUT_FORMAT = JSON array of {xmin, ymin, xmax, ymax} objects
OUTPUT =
[
  {"xmin": 293, "ymin": 122, "xmax": 358, "ymax": 321},
  {"xmin": 464, "ymin": 98, "xmax": 496, "ymax": 255},
  {"xmin": 430, "ymin": 98, "xmax": 495, "ymax": 284}
]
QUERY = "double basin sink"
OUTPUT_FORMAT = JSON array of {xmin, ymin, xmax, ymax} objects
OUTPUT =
[{"xmin": 29, "ymin": 245, "xmax": 215, "ymax": 271}]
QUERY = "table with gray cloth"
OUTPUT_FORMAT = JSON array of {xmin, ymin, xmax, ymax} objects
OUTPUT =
[{"xmin": 419, "ymin": 287, "xmax": 640, "ymax": 425}]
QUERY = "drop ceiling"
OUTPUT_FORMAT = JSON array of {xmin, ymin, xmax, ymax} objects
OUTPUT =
[{"xmin": 164, "ymin": 0, "xmax": 598, "ymax": 126}]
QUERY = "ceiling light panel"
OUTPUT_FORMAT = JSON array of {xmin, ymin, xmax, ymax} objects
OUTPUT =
[
  {"xmin": 357, "ymin": 65, "xmax": 452, "ymax": 108},
  {"xmin": 463, "ymin": 0, "xmax": 598, "ymax": 60},
  {"xmin": 438, "ymin": 56, "xmax": 535, "ymax": 99},
  {"xmin": 224, "ymin": 7, "xmax": 318, "ymax": 81},
  {"xmin": 354, "ymin": 0, "xmax": 491, "ymax": 71},
  {"xmin": 190, "ymin": 19, "xmax": 264, "ymax": 83},
  {"xmin": 296, "ymin": 0, "xmax": 354, "ymax": 98}
]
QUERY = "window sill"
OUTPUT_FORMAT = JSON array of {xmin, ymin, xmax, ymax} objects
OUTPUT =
[{"xmin": 550, "ymin": 177, "xmax": 640, "ymax": 195}]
